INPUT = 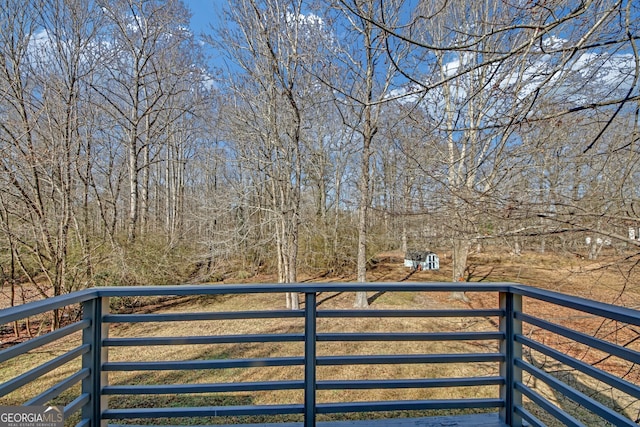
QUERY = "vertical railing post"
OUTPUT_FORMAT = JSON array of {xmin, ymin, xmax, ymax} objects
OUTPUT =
[
  {"xmin": 500, "ymin": 290, "xmax": 523, "ymax": 427},
  {"xmin": 81, "ymin": 296, "xmax": 109, "ymax": 427},
  {"xmin": 304, "ymin": 291, "xmax": 317, "ymax": 427}
]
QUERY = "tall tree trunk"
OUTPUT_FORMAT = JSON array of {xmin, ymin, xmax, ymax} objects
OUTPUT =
[
  {"xmin": 355, "ymin": 152, "xmax": 370, "ymax": 307},
  {"xmin": 127, "ymin": 124, "xmax": 139, "ymax": 243},
  {"xmin": 451, "ymin": 237, "xmax": 471, "ymax": 303},
  {"xmin": 354, "ymin": 14, "xmax": 378, "ymax": 309},
  {"xmin": 140, "ymin": 109, "xmax": 151, "ymax": 233},
  {"xmin": 355, "ymin": 121, "xmax": 372, "ymax": 308}
]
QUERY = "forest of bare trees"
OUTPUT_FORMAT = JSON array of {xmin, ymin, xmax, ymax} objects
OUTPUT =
[{"xmin": 1, "ymin": 0, "xmax": 639, "ymax": 311}]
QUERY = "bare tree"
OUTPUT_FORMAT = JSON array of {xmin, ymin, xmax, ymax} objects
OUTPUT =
[
  {"xmin": 216, "ymin": 0, "xmax": 329, "ymax": 308},
  {"xmin": 339, "ymin": 0, "xmax": 640, "ymax": 296},
  {"xmin": 300, "ymin": 93, "xmax": 358, "ymax": 275},
  {"xmin": 0, "ymin": 0, "xmax": 104, "ymax": 325},
  {"xmin": 320, "ymin": 0, "xmax": 403, "ymax": 307},
  {"xmin": 96, "ymin": 0, "xmax": 196, "ymax": 243},
  {"xmin": 382, "ymin": 0, "xmax": 533, "ymax": 299}
]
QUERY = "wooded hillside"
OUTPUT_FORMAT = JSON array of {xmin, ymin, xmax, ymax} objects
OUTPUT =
[{"xmin": 1, "ymin": 0, "xmax": 639, "ymax": 313}]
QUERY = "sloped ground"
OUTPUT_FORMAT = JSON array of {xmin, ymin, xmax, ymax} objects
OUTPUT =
[
  {"xmin": 2, "ymin": 247, "xmax": 640, "ymax": 425},
  {"xmin": 362, "ymin": 247, "xmax": 640, "ymax": 308},
  {"xmin": 3, "ymin": 245, "xmax": 640, "ymax": 309}
]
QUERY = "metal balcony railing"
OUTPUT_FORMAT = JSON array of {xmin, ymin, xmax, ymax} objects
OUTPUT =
[{"xmin": 1, "ymin": 283, "xmax": 639, "ymax": 427}]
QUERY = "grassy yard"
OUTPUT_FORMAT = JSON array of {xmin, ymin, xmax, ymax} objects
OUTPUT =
[{"xmin": 2, "ymin": 248, "xmax": 640, "ymax": 425}]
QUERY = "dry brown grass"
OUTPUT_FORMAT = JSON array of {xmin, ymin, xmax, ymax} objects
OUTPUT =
[
  {"xmin": 3, "ymin": 247, "xmax": 640, "ymax": 425},
  {"xmin": 1, "ymin": 290, "xmax": 502, "ymax": 425},
  {"xmin": 104, "ymin": 290, "xmax": 501, "ymax": 403}
]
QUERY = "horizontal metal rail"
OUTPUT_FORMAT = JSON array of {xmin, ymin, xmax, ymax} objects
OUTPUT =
[
  {"xmin": 0, "ymin": 344, "xmax": 90, "ymax": 397},
  {"xmin": 103, "ymin": 331, "xmax": 503, "ymax": 346},
  {"xmin": 1, "ymin": 282, "xmax": 639, "ymax": 427},
  {"xmin": 0, "ymin": 319, "xmax": 89, "ymax": 363},
  {"xmin": 102, "ymin": 404, "xmax": 305, "ymax": 419},
  {"xmin": 513, "ymin": 405, "xmax": 545, "ymax": 427},
  {"xmin": 25, "ymin": 368, "xmax": 90, "ymax": 406},
  {"xmin": 104, "ymin": 333, "xmax": 305, "ymax": 346},
  {"xmin": 517, "ymin": 335, "xmax": 640, "ymax": 399},
  {"xmin": 512, "ymin": 285, "xmax": 640, "ymax": 327},
  {"xmin": 102, "ymin": 376, "xmax": 505, "ymax": 396},
  {"xmin": 90, "ymin": 282, "xmax": 514, "ymax": 297},
  {"xmin": 65, "ymin": 393, "xmax": 91, "ymax": 420},
  {"xmin": 103, "ymin": 380, "xmax": 306, "ymax": 395},
  {"xmin": 316, "ymin": 398, "xmax": 505, "ymax": 413},
  {"xmin": 103, "ymin": 310, "xmax": 304, "ymax": 323},
  {"xmin": 103, "ymin": 356, "xmax": 306, "ymax": 371},
  {"xmin": 515, "ymin": 381, "xmax": 584, "ymax": 427},
  {"xmin": 0, "ymin": 288, "xmax": 96, "ymax": 325},
  {"xmin": 317, "ymin": 331, "xmax": 504, "ymax": 341},
  {"xmin": 516, "ymin": 359, "xmax": 637, "ymax": 426},
  {"xmin": 317, "ymin": 308, "xmax": 504, "ymax": 318},
  {"xmin": 317, "ymin": 376, "xmax": 504, "ymax": 389},
  {"xmin": 317, "ymin": 353, "xmax": 504, "ymax": 365},
  {"xmin": 518, "ymin": 312, "xmax": 640, "ymax": 364}
]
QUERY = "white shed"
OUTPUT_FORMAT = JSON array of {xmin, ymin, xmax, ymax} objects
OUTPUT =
[{"xmin": 404, "ymin": 250, "xmax": 439, "ymax": 271}]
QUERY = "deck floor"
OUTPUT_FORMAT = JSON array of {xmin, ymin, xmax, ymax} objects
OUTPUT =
[{"xmin": 200, "ymin": 413, "xmax": 508, "ymax": 427}]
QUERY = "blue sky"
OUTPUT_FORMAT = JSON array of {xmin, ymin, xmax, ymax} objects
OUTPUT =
[{"xmin": 184, "ymin": 0, "xmax": 221, "ymax": 37}]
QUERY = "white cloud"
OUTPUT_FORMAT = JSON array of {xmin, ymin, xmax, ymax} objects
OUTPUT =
[{"xmin": 386, "ymin": 37, "xmax": 637, "ymax": 132}]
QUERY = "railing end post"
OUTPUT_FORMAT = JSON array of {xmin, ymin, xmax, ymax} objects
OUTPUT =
[
  {"xmin": 500, "ymin": 291, "xmax": 523, "ymax": 427},
  {"xmin": 304, "ymin": 292, "xmax": 317, "ymax": 427},
  {"xmin": 81, "ymin": 296, "xmax": 109, "ymax": 427}
]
